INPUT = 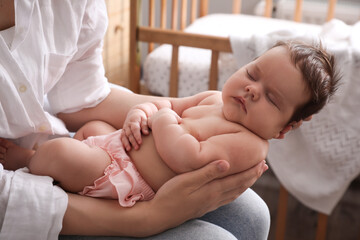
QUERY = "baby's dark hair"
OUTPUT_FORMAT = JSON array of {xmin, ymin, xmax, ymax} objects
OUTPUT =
[{"xmin": 273, "ymin": 40, "xmax": 340, "ymax": 123}]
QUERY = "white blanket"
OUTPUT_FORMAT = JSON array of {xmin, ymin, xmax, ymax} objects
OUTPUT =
[{"xmin": 230, "ymin": 19, "xmax": 360, "ymax": 214}]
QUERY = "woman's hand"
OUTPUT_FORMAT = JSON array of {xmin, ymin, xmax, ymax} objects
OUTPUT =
[{"xmin": 145, "ymin": 159, "xmax": 269, "ymax": 234}]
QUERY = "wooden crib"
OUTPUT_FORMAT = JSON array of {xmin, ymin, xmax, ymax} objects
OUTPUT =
[{"xmin": 129, "ymin": 1, "xmax": 339, "ymax": 239}]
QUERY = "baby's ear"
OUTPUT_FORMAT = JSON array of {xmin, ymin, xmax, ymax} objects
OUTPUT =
[{"xmin": 275, "ymin": 124, "xmax": 293, "ymax": 139}]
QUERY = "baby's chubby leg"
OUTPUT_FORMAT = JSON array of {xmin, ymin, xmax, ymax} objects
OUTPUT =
[{"xmin": 28, "ymin": 137, "xmax": 111, "ymax": 193}]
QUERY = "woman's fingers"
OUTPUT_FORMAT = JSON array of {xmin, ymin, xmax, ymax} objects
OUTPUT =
[{"xmin": 210, "ymin": 160, "xmax": 267, "ymax": 196}]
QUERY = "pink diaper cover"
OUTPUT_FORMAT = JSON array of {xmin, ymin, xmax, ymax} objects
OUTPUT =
[{"xmin": 78, "ymin": 129, "xmax": 155, "ymax": 207}]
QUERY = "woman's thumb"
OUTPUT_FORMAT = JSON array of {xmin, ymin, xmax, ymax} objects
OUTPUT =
[{"xmin": 194, "ymin": 160, "xmax": 230, "ymax": 184}]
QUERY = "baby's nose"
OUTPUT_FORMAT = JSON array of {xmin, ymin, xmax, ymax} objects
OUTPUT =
[{"xmin": 246, "ymin": 85, "xmax": 260, "ymax": 101}]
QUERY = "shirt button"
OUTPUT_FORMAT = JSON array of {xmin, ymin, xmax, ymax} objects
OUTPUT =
[
  {"xmin": 19, "ymin": 84, "xmax": 27, "ymax": 93},
  {"xmin": 38, "ymin": 125, "xmax": 48, "ymax": 132}
]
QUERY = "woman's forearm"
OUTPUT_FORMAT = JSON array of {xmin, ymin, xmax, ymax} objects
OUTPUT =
[
  {"xmin": 58, "ymin": 88, "xmax": 170, "ymax": 132},
  {"xmin": 61, "ymin": 193, "xmax": 170, "ymax": 237}
]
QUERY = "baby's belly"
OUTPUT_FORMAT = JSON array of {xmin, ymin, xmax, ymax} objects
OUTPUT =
[{"xmin": 128, "ymin": 133, "xmax": 176, "ymax": 192}]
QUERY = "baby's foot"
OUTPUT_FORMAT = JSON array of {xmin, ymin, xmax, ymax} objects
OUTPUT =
[{"xmin": 0, "ymin": 138, "xmax": 34, "ymax": 171}]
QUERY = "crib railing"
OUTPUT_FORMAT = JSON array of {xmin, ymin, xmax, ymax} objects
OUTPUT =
[
  {"xmin": 129, "ymin": 2, "xmax": 339, "ymax": 238},
  {"xmin": 137, "ymin": 26, "xmax": 232, "ymax": 95}
]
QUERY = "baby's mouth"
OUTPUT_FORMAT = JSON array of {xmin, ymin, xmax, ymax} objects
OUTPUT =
[{"xmin": 234, "ymin": 96, "xmax": 247, "ymax": 113}]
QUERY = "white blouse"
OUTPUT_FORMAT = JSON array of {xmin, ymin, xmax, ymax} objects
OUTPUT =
[
  {"xmin": 0, "ymin": 0, "xmax": 110, "ymax": 238},
  {"xmin": 0, "ymin": 0, "xmax": 110, "ymax": 149}
]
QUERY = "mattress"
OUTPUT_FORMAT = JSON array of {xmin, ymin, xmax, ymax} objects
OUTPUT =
[{"xmin": 143, "ymin": 14, "xmax": 321, "ymax": 97}]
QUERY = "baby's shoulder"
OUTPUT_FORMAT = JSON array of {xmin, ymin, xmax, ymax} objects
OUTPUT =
[{"xmin": 198, "ymin": 91, "xmax": 222, "ymax": 105}]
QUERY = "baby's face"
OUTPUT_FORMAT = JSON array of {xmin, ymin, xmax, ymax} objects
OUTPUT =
[{"xmin": 222, "ymin": 46, "xmax": 310, "ymax": 139}]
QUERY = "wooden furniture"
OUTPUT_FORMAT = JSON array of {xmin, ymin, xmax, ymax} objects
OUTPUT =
[
  {"xmin": 129, "ymin": 1, "xmax": 338, "ymax": 239},
  {"xmin": 103, "ymin": 0, "xmax": 130, "ymax": 87}
]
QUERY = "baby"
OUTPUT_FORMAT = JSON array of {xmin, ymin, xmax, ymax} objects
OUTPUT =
[{"xmin": 0, "ymin": 40, "xmax": 339, "ymax": 207}]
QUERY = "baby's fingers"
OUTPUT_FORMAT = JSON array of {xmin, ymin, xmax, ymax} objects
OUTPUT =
[
  {"xmin": 120, "ymin": 131, "xmax": 132, "ymax": 151},
  {"xmin": 124, "ymin": 126, "xmax": 140, "ymax": 150},
  {"xmin": 140, "ymin": 119, "xmax": 149, "ymax": 135},
  {"xmin": 128, "ymin": 134, "xmax": 139, "ymax": 150},
  {"xmin": 130, "ymin": 124, "xmax": 142, "ymax": 147}
]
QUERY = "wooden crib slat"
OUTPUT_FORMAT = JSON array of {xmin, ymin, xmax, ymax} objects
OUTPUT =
[
  {"xmin": 326, "ymin": 0, "xmax": 337, "ymax": 21},
  {"xmin": 209, "ymin": 50, "xmax": 219, "ymax": 90},
  {"xmin": 191, "ymin": 0, "xmax": 197, "ymax": 23},
  {"xmin": 232, "ymin": 0, "xmax": 241, "ymax": 14},
  {"xmin": 149, "ymin": 0, "xmax": 155, "ymax": 27},
  {"xmin": 264, "ymin": 0, "xmax": 273, "ymax": 18},
  {"xmin": 199, "ymin": 0, "xmax": 208, "ymax": 17},
  {"xmin": 181, "ymin": 0, "xmax": 188, "ymax": 30},
  {"xmin": 170, "ymin": 45, "xmax": 179, "ymax": 97},
  {"xmin": 161, "ymin": 0, "xmax": 167, "ymax": 29},
  {"xmin": 294, "ymin": 0, "xmax": 303, "ymax": 22},
  {"xmin": 172, "ymin": 0, "xmax": 179, "ymax": 30},
  {"xmin": 148, "ymin": 0, "xmax": 155, "ymax": 52},
  {"xmin": 275, "ymin": 185, "xmax": 288, "ymax": 240},
  {"xmin": 129, "ymin": 0, "xmax": 140, "ymax": 93},
  {"xmin": 315, "ymin": 213, "xmax": 328, "ymax": 240}
]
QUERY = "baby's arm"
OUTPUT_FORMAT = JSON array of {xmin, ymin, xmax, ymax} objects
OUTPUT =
[{"xmin": 150, "ymin": 110, "xmax": 268, "ymax": 173}]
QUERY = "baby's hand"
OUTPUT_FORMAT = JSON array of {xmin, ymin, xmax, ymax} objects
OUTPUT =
[
  {"xmin": 121, "ymin": 108, "xmax": 149, "ymax": 151},
  {"xmin": 148, "ymin": 108, "xmax": 182, "ymax": 129}
]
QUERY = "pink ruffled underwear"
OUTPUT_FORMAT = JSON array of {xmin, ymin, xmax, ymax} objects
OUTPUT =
[{"xmin": 78, "ymin": 129, "xmax": 155, "ymax": 207}]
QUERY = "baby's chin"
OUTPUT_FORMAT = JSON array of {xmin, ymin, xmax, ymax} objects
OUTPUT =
[{"xmin": 256, "ymin": 130, "xmax": 279, "ymax": 140}]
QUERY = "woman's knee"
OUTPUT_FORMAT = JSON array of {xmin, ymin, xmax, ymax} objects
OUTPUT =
[
  {"xmin": 200, "ymin": 188, "xmax": 270, "ymax": 240},
  {"xmin": 232, "ymin": 189, "xmax": 271, "ymax": 240},
  {"xmin": 149, "ymin": 220, "xmax": 237, "ymax": 240},
  {"xmin": 243, "ymin": 189, "xmax": 270, "ymax": 238}
]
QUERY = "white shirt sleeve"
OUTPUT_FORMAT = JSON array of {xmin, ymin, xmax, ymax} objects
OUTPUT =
[
  {"xmin": 0, "ymin": 165, "xmax": 68, "ymax": 240},
  {"xmin": 47, "ymin": 0, "xmax": 111, "ymax": 114}
]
